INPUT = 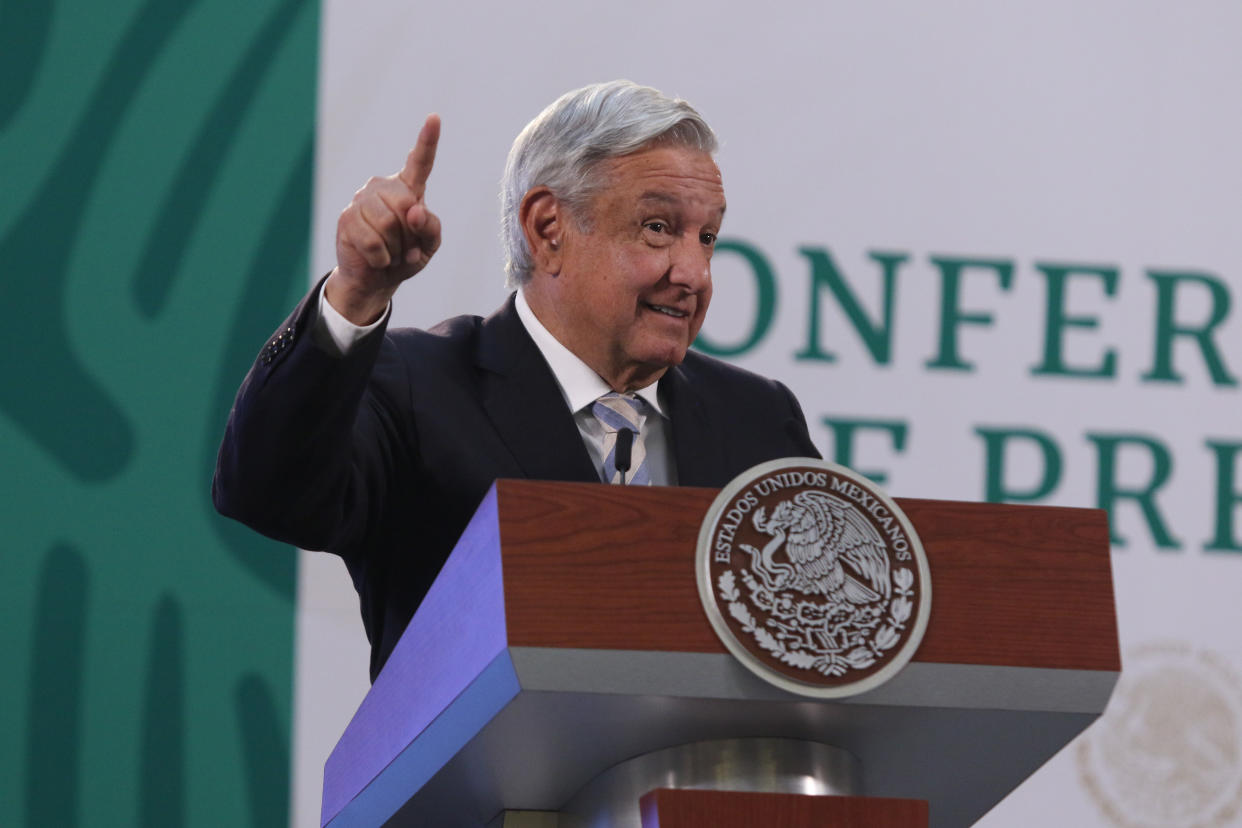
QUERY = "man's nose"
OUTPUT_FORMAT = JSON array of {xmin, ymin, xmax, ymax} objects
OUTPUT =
[{"xmin": 669, "ymin": 236, "xmax": 711, "ymax": 291}]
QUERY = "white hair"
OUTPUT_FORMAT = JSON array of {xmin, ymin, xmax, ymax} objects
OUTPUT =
[{"xmin": 500, "ymin": 80, "xmax": 718, "ymax": 288}]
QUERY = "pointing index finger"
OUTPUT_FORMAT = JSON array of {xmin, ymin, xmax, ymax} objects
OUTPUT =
[{"xmin": 400, "ymin": 113, "xmax": 440, "ymax": 194}]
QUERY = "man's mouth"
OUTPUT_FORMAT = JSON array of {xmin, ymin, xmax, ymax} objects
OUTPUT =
[{"xmin": 645, "ymin": 302, "xmax": 689, "ymax": 318}]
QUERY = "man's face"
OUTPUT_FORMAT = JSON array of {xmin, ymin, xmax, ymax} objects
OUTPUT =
[{"xmin": 543, "ymin": 144, "xmax": 726, "ymax": 391}]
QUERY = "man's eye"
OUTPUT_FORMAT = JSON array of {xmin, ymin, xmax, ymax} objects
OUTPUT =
[
  {"xmin": 700, "ymin": 232, "xmax": 717, "ymax": 245},
  {"xmin": 644, "ymin": 221, "xmax": 667, "ymax": 234}
]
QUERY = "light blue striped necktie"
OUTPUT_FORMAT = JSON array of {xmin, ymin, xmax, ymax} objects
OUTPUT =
[{"xmin": 592, "ymin": 393, "xmax": 650, "ymax": 485}]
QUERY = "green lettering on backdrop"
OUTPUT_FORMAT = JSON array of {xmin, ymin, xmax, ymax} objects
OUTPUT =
[
  {"xmin": 975, "ymin": 427, "xmax": 1062, "ymax": 502},
  {"xmin": 0, "ymin": 0, "xmax": 318, "ymax": 824},
  {"xmin": 924, "ymin": 256, "xmax": 1016, "ymax": 371},
  {"xmin": 1206, "ymin": 441, "xmax": 1242, "ymax": 553},
  {"xmin": 1029, "ymin": 262, "xmax": 1119, "ymax": 378},
  {"xmin": 1142, "ymin": 270, "xmax": 1237, "ymax": 386},
  {"xmin": 795, "ymin": 248, "xmax": 906, "ymax": 364},
  {"xmin": 1089, "ymin": 433, "xmax": 1181, "ymax": 549},
  {"xmin": 821, "ymin": 418, "xmax": 908, "ymax": 485},
  {"xmin": 693, "ymin": 239, "xmax": 776, "ymax": 356}
]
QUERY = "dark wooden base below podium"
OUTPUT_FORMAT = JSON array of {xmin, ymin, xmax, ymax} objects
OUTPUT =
[{"xmin": 639, "ymin": 789, "xmax": 928, "ymax": 828}]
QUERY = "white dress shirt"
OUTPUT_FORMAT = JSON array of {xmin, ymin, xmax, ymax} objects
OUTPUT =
[
  {"xmin": 513, "ymin": 290, "xmax": 675, "ymax": 486},
  {"xmin": 314, "ymin": 285, "xmax": 677, "ymax": 485}
]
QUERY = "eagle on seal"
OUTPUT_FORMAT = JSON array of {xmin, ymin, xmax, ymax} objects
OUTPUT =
[{"xmin": 748, "ymin": 490, "xmax": 891, "ymax": 605}]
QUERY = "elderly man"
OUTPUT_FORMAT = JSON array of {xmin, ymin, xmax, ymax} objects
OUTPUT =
[{"xmin": 214, "ymin": 81, "xmax": 819, "ymax": 680}]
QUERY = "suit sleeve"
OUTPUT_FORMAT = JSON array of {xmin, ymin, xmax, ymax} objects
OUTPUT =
[
  {"xmin": 779, "ymin": 380, "xmax": 822, "ymax": 460},
  {"xmin": 212, "ymin": 280, "xmax": 416, "ymax": 555}
]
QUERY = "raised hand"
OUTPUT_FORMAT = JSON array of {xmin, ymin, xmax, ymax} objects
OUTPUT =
[{"xmin": 326, "ymin": 113, "xmax": 442, "ymax": 324}]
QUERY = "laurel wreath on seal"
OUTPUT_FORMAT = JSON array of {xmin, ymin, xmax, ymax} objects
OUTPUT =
[{"xmin": 718, "ymin": 568, "xmax": 916, "ymax": 677}]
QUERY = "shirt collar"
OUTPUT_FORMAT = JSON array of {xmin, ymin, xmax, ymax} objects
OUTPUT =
[{"xmin": 514, "ymin": 289, "xmax": 666, "ymax": 417}]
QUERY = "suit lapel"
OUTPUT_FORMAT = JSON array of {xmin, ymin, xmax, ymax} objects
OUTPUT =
[
  {"xmin": 476, "ymin": 296, "xmax": 600, "ymax": 483},
  {"xmin": 661, "ymin": 361, "xmax": 728, "ymax": 487}
]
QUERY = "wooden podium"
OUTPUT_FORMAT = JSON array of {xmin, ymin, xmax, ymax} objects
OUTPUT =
[{"xmin": 320, "ymin": 480, "xmax": 1119, "ymax": 828}]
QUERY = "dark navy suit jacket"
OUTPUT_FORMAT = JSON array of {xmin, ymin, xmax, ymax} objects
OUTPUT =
[{"xmin": 214, "ymin": 287, "xmax": 820, "ymax": 680}]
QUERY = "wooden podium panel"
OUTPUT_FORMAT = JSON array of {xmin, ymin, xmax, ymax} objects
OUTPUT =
[
  {"xmin": 639, "ymin": 789, "xmax": 928, "ymax": 828},
  {"xmin": 498, "ymin": 483, "xmax": 1118, "ymax": 671},
  {"xmin": 322, "ymin": 480, "xmax": 1119, "ymax": 828}
]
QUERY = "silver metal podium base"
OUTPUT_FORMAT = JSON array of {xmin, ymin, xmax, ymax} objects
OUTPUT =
[{"xmin": 559, "ymin": 738, "xmax": 859, "ymax": 828}]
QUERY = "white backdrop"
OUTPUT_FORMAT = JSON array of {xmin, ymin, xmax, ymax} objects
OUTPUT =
[{"xmin": 295, "ymin": 2, "xmax": 1242, "ymax": 825}]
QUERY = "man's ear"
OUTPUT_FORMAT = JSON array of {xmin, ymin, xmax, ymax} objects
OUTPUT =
[{"xmin": 520, "ymin": 187, "xmax": 564, "ymax": 276}]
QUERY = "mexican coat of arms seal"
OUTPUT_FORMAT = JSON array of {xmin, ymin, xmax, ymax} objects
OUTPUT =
[{"xmin": 696, "ymin": 458, "xmax": 932, "ymax": 697}]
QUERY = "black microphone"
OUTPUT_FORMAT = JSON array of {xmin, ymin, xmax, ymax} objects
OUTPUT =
[{"xmin": 614, "ymin": 428, "xmax": 634, "ymax": 484}]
